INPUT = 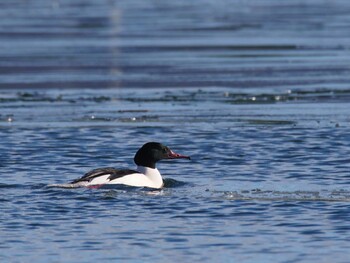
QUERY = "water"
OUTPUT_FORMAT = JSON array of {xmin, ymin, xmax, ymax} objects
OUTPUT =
[{"xmin": 1, "ymin": 0, "xmax": 350, "ymax": 262}]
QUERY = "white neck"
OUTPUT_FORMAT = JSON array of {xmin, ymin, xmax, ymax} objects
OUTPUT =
[{"xmin": 137, "ymin": 166, "xmax": 163, "ymax": 188}]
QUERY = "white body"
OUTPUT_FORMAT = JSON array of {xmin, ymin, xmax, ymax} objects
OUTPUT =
[
  {"xmin": 55, "ymin": 166, "xmax": 164, "ymax": 189},
  {"xmin": 106, "ymin": 166, "xmax": 163, "ymax": 188}
]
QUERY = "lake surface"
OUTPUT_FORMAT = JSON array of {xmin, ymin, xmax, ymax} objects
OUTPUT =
[{"xmin": 1, "ymin": 1, "xmax": 350, "ymax": 262}]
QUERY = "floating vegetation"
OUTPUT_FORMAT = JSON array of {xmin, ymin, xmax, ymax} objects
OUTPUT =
[
  {"xmin": 78, "ymin": 96, "xmax": 112, "ymax": 103},
  {"xmin": 245, "ymin": 119, "xmax": 296, "ymax": 125},
  {"xmin": 0, "ymin": 87, "xmax": 348, "ymax": 128},
  {"xmin": 1, "ymin": 88, "xmax": 350, "ymax": 106},
  {"xmin": 117, "ymin": 110, "xmax": 149, "ymax": 113},
  {"xmin": 223, "ymin": 88, "xmax": 350, "ymax": 104}
]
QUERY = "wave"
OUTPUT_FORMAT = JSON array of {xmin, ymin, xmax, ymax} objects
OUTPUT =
[{"xmin": 215, "ymin": 189, "xmax": 350, "ymax": 202}]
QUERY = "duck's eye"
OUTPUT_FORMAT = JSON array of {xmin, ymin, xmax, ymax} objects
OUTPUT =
[{"xmin": 163, "ymin": 147, "xmax": 169, "ymax": 154}]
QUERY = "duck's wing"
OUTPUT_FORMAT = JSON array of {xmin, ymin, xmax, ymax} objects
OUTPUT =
[{"xmin": 71, "ymin": 167, "xmax": 138, "ymax": 184}]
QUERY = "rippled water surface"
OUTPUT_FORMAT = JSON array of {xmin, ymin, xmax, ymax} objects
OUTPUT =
[{"xmin": 1, "ymin": 1, "xmax": 350, "ymax": 262}]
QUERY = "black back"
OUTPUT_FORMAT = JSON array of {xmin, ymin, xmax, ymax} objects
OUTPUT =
[{"xmin": 71, "ymin": 167, "xmax": 138, "ymax": 184}]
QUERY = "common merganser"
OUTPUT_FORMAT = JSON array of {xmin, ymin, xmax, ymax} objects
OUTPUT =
[{"xmin": 66, "ymin": 142, "xmax": 190, "ymax": 189}]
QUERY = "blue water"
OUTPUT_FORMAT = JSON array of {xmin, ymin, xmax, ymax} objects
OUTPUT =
[{"xmin": 1, "ymin": 1, "xmax": 350, "ymax": 262}]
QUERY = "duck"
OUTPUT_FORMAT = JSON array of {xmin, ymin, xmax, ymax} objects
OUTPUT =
[{"xmin": 66, "ymin": 142, "xmax": 190, "ymax": 189}]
